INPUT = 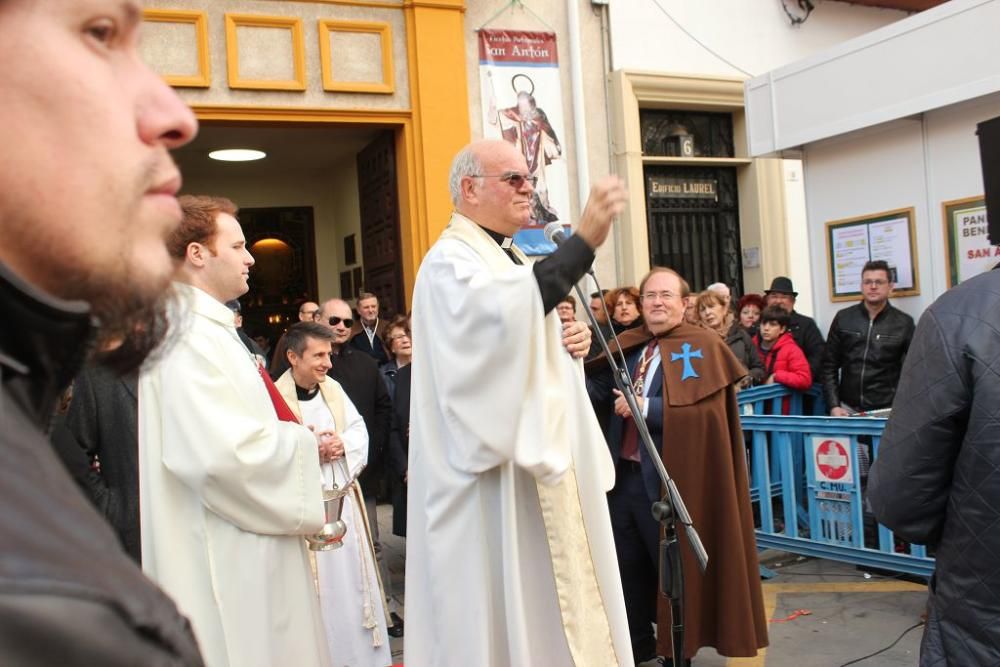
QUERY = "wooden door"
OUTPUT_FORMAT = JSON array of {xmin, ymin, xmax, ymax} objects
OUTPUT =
[{"xmin": 356, "ymin": 131, "xmax": 405, "ymax": 317}]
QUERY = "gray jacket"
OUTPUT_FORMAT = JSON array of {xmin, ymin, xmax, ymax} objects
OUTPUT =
[
  {"xmin": 869, "ymin": 268, "xmax": 1000, "ymax": 666},
  {"xmin": 0, "ymin": 261, "xmax": 202, "ymax": 665}
]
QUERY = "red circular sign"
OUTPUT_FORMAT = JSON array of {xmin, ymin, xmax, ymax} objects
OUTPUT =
[{"xmin": 815, "ymin": 440, "xmax": 850, "ymax": 481}]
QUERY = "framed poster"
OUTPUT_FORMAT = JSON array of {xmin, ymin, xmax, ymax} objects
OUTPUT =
[
  {"xmin": 942, "ymin": 196, "xmax": 994, "ymax": 287},
  {"xmin": 825, "ymin": 207, "xmax": 919, "ymax": 302}
]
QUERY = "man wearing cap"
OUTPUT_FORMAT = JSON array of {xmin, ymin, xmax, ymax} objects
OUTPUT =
[{"xmin": 764, "ymin": 276, "xmax": 825, "ymax": 381}]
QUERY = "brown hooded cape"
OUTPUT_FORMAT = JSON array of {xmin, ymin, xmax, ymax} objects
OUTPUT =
[{"xmin": 588, "ymin": 323, "xmax": 768, "ymax": 659}]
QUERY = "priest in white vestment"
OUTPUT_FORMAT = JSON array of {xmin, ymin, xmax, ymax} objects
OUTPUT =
[
  {"xmin": 274, "ymin": 321, "xmax": 392, "ymax": 667},
  {"xmin": 139, "ymin": 196, "xmax": 333, "ymax": 667},
  {"xmin": 406, "ymin": 141, "xmax": 633, "ymax": 666}
]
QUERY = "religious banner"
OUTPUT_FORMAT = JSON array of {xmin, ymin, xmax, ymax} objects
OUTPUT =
[
  {"xmin": 479, "ymin": 29, "xmax": 570, "ymax": 255},
  {"xmin": 943, "ymin": 195, "xmax": 994, "ymax": 287}
]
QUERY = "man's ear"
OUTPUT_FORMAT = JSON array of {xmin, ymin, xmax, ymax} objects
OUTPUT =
[
  {"xmin": 186, "ymin": 242, "xmax": 206, "ymax": 267},
  {"xmin": 460, "ymin": 176, "xmax": 479, "ymax": 205}
]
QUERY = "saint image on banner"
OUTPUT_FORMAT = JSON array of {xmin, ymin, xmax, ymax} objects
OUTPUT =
[
  {"xmin": 488, "ymin": 74, "xmax": 563, "ymax": 224},
  {"xmin": 479, "ymin": 29, "xmax": 571, "ymax": 255}
]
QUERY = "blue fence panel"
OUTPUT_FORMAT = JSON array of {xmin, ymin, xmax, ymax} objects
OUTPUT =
[{"xmin": 736, "ymin": 385, "xmax": 934, "ymax": 578}]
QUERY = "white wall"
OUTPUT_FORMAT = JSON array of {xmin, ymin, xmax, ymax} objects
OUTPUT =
[
  {"xmin": 610, "ymin": 0, "xmax": 904, "ymax": 79},
  {"xmin": 801, "ymin": 92, "xmax": 1000, "ymax": 333},
  {"xmin": 180, "ymin": 161, "xmax": 361, "ymax": 301}
]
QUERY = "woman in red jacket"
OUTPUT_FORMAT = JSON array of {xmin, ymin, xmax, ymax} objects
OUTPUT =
[{"xmin": 753, "ymin": 306, "xmax": 812, "ymax": 413}]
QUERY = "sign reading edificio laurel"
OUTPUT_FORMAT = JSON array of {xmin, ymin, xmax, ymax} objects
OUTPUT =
[
  {"xmin": 943, "ymin": 195, "xmax": 995, "ymax": 287},
  {"xmin": 479, "ymin": 29, "xmax": 569, "ymax": 255},
  {"xmin": 647, "ymin": 176, "xmax": 719, "ymax": 200}
]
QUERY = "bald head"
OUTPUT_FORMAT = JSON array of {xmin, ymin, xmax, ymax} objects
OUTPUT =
[
  {"xmin": 298, "ymin": 301, "xmax": 319, "ymax": 322},
  {"xmin": 319, "ymin": 298, "xmax": 353, "ymax": 349},
  {"xmin": 449, "ymin": 139, "xmax": 534, "ymax": 237}
]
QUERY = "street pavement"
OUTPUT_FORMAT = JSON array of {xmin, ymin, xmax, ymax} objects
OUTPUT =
[{"xmin": 376, "ymin": 504, "xmax": 928, "ymax": 666}]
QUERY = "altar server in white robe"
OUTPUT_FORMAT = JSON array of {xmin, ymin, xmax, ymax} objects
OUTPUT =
[
  {"xmin": 274, "ymin": 321, "xmax": 393, "ymax": 667},
  {"xmin": 139, "ymin": 195, "xmax": 334, "ymax": 667},
  {"xmin": 406, "ymin": 140, "xmax": 633, "ymax": 667}
]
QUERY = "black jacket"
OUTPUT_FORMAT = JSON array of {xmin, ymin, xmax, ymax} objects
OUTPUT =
[
  {"xmin": 0, "ymin": 262, "xmax": 202, "ymax": 665},
  {"xmin": 387, "ymin": 363, "xmax": 411, "ymax": 537},
  {"xmin": 787, "ymin": 310, "xmax": 825, "ymax": 381},
  {"xmin": 725, "ymin": 323, "xmax": 765, "ymax": 386},
  {"xmin": 328, "ymin": 345, "xmax": 392, "ymax": 498},
  {"xmin": 868, "ymin": 269, "xmax": 1000, "ymax": 666},
  {"xmin": 821, "ymin": 301, "xmax": 914, "ymax": 412},
  {"xmin": 51, "ymin": 367, "xmax": 141, "ymax": 562}
]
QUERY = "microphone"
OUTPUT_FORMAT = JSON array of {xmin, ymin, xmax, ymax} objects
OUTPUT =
[{"xmin": 543, "ymin": 221, "xmax": 569, "ymax": 246}]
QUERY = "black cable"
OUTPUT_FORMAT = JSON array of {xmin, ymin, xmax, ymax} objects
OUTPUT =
[{"xmin": 837, "ymin": 621, "xmax": 924, "ymax": 666}]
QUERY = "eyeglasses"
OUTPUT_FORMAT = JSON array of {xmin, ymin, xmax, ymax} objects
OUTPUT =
[
  {"xmin": 328, "ymin": 316, "xmax": 354, "ymax": 328},
  {"xmin": 387, "ymin": 332, "xmax": 410, "ymax": 343},
  {"xmin": 641, "ymin": 291, "xmax": 680, "ymax": 302},
  {"xmin": 471, "ymin": 171, "xmax": 537, "ymax": 189},
  {"xmin": 862, "ymin": 279, "xmax": 888, "ymax": 287}
]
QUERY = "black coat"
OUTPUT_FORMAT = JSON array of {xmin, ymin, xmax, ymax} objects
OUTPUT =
[
  {"xmin": 787, "ymin": 310, "xmax": 825, "ymax": 381},
  {"xmin": 0, "ymin": 261, "xmax": 202, "ymax": 665},
  {"xmin": 869, "ymin": 268, "xmax": 1000, "ymax": 666},
  {"xmin": 51, "ymin": 367, "xmax": 141, "ymax": 563},
  {"xmin": 388, "ymin": 364, "xmax": 411, "ymax": 537},
  {"xmin": 725, "ymin": 324, "xmax": 765, "ymax": 386},
  {"xmin": 821, "ymin": 301, "xmax": 914, "ymax": 412},
  {"xmin": 327, "ymin": 345, "xmax": 392, "ymax": 498}
]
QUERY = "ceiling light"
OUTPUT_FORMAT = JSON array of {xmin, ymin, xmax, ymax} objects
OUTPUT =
[{"xmin": 209, "ymin": 149, "xmax": 266, "ymax": 162}]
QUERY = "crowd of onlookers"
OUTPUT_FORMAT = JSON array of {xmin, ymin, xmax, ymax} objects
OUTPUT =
[{"xmin": 561, "ymin": 258, "xmax": 914, "ymax": 419}]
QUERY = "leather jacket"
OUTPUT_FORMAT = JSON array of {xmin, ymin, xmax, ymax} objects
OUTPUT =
[
  {"xmin": 821, "ymin": 301, "xmax": 914, "ymax": 412},
  {"xmin": 869, "ymin": 268, "xmax": 1000, "ymax": 665},
  {"xmin": 0, "ymin": 261, "xmax": 203, "ymax": 665}
]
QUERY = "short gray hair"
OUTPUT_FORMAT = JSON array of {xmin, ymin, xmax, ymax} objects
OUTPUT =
[
  {"xmin": 448, "ymin": 146, "xmax": 484, "ymax": 206},
  {"xmin": 285, "ymin": 321, "xmax": 335, "ymax": 357}
]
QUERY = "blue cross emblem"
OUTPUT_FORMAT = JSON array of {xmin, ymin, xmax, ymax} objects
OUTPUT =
[{"xmin": 670, "ymin": 342, "xmax": 703, "ymax": 381}]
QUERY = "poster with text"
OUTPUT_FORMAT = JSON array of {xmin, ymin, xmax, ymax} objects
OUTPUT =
[
  {"xmin": 825, "ymin": 207, "xmax": 919, "ymax": 302},
  {"xmin": 943, "ymin": 196, "xmax": 995, "ymax": 287},
  {"xmin": 478, "ymin": 29, "xmax": 570, "ymax": 255}
]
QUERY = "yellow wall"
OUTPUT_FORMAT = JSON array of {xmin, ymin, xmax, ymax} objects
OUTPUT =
[{"xmin": 145, "ymin": 0, "xmax": 471, "ymax": 306}]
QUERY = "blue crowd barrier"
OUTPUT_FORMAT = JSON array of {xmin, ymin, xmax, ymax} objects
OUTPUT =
[{"xmin": 736, "ymin": 384, "xmax": 934, "ymax": 579}]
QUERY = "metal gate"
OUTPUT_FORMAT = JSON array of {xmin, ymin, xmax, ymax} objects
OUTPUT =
[{"xmin": 644, "ymin": 165, "xmax": 742, "ymax": 295}]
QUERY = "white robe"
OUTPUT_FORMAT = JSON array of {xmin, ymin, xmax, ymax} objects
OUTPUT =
[
  {"xmin": 138, "ymin": 283, "xmax": 330, "ymax": 667},
  {"xmin": 405, "ymin": 214, "xmax": 633, "ymax": 667},
  {"xmin": 288, "ymin": 377, "xmax": 392, "ymax": 667}
]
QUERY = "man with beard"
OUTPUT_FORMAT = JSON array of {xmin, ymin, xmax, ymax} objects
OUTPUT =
[
  {"xmin": 0, "ymin": 1, "xmax": 202, "ymax": 663},
  {"xmin": 587, "ymin": 268, "xmax": 767, "ymax": 664},
  {"xmin": 139, "ymin": 196, "xmax": 332, "ymax": 667}
]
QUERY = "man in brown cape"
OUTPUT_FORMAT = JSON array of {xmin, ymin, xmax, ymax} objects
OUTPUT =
[{"xmin": 586, "ymin": 267, "xmax": 767, "ymax": 663}]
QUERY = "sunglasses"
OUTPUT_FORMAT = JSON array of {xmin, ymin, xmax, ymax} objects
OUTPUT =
[
  {"xmin": 328, "ymin": 316, "xmax": 354, "ymax": 328},
  {"xmin": 472, "ymin": 171, "xmax": 538, "ymax": 189}
]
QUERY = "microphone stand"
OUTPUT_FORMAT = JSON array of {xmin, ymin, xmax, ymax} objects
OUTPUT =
[{"xmin": 572, "ymin": 268, "xmax": 708, "ymax": 667}]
